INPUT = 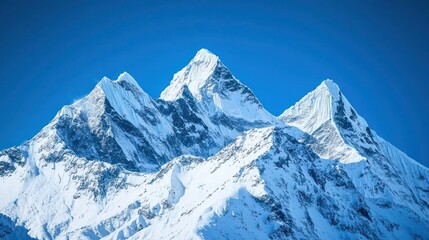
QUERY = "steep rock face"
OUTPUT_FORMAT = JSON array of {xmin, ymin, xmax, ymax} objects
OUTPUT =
[{"xmin": 0, "ymin": 49, "xmax": 427, "ymax": 240}]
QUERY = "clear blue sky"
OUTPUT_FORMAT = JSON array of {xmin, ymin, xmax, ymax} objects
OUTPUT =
[{"xmin": 0, "ymin": 0, "xmax": 428, "ymax": 166}]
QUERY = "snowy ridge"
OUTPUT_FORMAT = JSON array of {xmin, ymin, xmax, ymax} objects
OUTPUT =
[{"xmin": 0, "ymin": 49, "xmax": 428, "ymax": 239}]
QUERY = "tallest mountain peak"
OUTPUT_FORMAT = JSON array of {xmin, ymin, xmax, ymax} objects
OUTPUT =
[
  {"xmin": 321, "ymin": 79, "xmax": 339, "ymax": 91},
  {"xmin": 160, "ymin": 48, "xmax": 222, "ymax": 101},
  {"xmin": 193, "ymin": 48, "xmax": 219, "ymax": 63},
  {"xmin": 160, "ymin": 49, "xmax": 273, "ymax": 122},
  {"xmin": 319, "ymin": 79, "xmax": 342, "ymax": 100}
]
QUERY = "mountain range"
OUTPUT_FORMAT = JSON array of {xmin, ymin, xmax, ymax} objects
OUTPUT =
[{"xmin": 0, "ymin": 49, "xmax": 428, "ymax": 239}]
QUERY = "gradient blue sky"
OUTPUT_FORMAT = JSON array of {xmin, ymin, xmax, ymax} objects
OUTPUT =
[{"xmin": 0, "ymin": 0, "xmax": 428, "ymax": 166}]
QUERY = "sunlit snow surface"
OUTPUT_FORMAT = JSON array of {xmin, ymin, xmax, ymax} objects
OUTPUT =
[{"xmin": 0, "ymin": 49, "xmax": 428, "ymax": 239}]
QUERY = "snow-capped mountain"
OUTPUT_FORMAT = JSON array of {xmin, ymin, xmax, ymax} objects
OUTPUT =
[
  {"xmin": 0, "ymin": 49, "xmax": 428, "ymax": 240},
  {"xmin": 160, "ymin": 49, "xmax": 273, "ymax": 123},
  {"xmin": 14, "ymin": 49, "xmax": 274, "ymax": 172}
]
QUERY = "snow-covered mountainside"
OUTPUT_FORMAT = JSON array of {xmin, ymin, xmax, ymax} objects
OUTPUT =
[{"xmin": 0, "ymin": 49, "xmax": 428, "ymax": 240}]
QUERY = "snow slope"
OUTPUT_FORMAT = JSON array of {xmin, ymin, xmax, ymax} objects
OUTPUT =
[{"xmin": 0, "ymin": 49, "xmax": 428, "ymax": 240}]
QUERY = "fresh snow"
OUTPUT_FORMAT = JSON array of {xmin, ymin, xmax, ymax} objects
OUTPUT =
[{"xmin": 0, "ymin": 49, "xmax": 428, "ymax": 240}]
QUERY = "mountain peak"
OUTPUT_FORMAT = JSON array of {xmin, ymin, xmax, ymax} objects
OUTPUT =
[
  {"xmin": 279, "ymin": 79, "xmax": 375, "ymax": 163},
  {"xmin": 279, "ymin": 79, "xmax": 369, "ymax": 135},
  {"xmin": 116, "ymin": 72, "xmax": 140, "ymax": 86},
  {"xmin": 160, "ymin": 49, "xmax": 221, "ymax": 101},
  {"xmin": 321, "ymin": 79, "xmax": 338, "ymax": 90},
  {"xmin": 2, "ymin": 50, "xmax": 429, "ymax": 240},
  {"xmin": 96, "ymin": 72, "xmax": 146, "ymax": 94},
  {"xmin": 320, "ymin": 79, "xmax": 341, "ymax": 100},
  {"xmin": 193, "ymin": 48, "xmax": 219, "ymax": 63},
  {"xmin": 279, "ymin": 79, "xmax": 341, "ymax": 134},
  {"xmin": 160, "ymin": 49, "xmax": 273, "ymax": 122}
]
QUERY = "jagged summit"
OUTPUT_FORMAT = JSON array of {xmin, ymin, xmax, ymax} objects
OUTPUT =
[
  {"xmin": 280, "ymin": 79, "xmax": 364, "ymax": 134},
  {"xmin": 319, "ymin": 79, "xmax": 353, "ymax": 109},
  {"xmin": 98, "ymin": 72, "xmax": 145, "ymax": 93},
  {"xmin": 160, "ymin": 48, "xmax": 221, "ymax": 101},
  {"xmin": 280, "ymin": 80, "xmax": 337, "ymax": 134},
  {"xmin": 192, "ymin": 48, "xmax": 219, "ymax": 63},
  {"xmin": 116, "ymin": 72, "xmax": 141, "ymax": 87},
  {"xmin": 279, "ymin": 79, "xmax": 375, "ymax": 163},
  {"xmin": 161, "ymin": 49, "xmax": 273, "ymax": 122},
  {"xmin": 320, "ymin": 79, "xmax": 340, "ymax": 95},
  {"xmin": 92, "ymin": 50, "xmax": 272, "ymax": 124}
]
